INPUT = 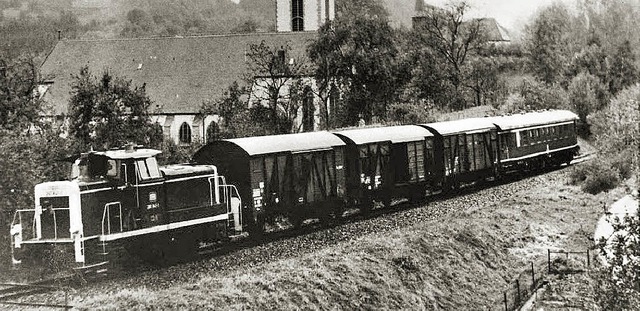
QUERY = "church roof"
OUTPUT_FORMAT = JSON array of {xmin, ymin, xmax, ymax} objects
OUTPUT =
[
  {"xmin": 39, "ymin": 31, "xmax": 317, "ymax": 116},
  {"xmin": 475, "ymin": 18, "xmax": 511, "ymax": 42}
]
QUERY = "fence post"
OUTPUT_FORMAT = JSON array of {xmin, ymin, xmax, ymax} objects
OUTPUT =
[
  {"xmin": 516, "ymin": 279, "xmax": 521, "ymax": 305},
  {"xmin": 504, "ymin": 292, "xmax": 508, "ymax": 311},
  {"xmin": 547, "ymin": 249, "xmax": 551, "ymax": 273},
  {"xmin": 531, "ymin": 261, "xmax": 535, "ymax": 286}
]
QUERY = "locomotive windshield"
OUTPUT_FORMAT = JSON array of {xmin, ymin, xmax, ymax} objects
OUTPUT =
[{"xmin": 71, "ymin": 154, "xmax": 120, "ymax": 182}]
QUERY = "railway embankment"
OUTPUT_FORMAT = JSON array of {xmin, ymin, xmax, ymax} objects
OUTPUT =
[{"xmin": 37, "ymin": 162, "xmax": 623, "ymax": 310}]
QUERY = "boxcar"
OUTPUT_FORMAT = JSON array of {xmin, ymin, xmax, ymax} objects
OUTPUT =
[
  {"xmin": 489, "ymin": 110, "xmax": 580, "ymax": 171},
  {"xmin": 192, "ymin": 132, "xmax": 346, "ymax": 233},
  {"xmin": 421, "ymin": 119, "xmax": 499, "ymax": 188},
  {"xmin": 333, "ymin": 125, "xmax": 436, "ymax": 209}
]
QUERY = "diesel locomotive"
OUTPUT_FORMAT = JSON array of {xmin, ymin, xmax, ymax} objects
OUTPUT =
[
  {"xmin": 10, "ymin": 110, "xmax": 580, "ymax": 269},
  {"xmin": 10, "ymin": 146, "xmax": 242, "ymax": 270}
]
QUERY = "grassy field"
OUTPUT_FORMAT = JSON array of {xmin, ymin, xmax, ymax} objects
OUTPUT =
[{"xmin": 60, "ymin": 163, "xmax": 629, "ymax": 310}]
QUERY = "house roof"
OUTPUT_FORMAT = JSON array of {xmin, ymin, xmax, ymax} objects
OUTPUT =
[
  {"xmin": 39, "ymin": 32, "xmax": 317, "ymax": 116},
  {"xmin": 476, "ymin": 18, "xmax": 511, "ymax": 42}
]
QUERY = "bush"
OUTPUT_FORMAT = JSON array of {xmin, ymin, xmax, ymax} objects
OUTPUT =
[
  {"xmin": 611, "ymin": 149, "xmax": 635, "ymax": 180},
  {"xmin": 579, "ymin": 160, "xmax": 620, "ymax": 194}
]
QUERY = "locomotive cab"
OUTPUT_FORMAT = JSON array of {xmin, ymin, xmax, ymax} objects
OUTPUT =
[{"xmin": 10, "ymin": 146, "xmax": 242, "ymax": 270}]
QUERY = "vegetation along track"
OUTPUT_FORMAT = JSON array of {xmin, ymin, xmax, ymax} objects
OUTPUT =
[{"xmin": 70, "ymin": 156, "xmax": 591, "ymax": 298}]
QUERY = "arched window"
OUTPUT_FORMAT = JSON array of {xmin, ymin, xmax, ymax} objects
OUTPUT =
[
  {"xmin": 302, "ymin": 86, "xmax": 315, "ymax": 132},
  {"xmin": 292, "ymin": 0, "xmax": 304, "ymax": 32},
  {"xmin": 179, "ymin": 122, "xmax": 192, "ymax": 144}
]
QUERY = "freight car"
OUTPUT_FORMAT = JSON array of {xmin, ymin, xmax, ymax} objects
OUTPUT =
[
  {"xmin": 10, "ymin": 110, "xmax": 580, "ymax": 268},
  {"xmin": 10, "ymin": 146, "xmax": 242, "ymax": 269}
]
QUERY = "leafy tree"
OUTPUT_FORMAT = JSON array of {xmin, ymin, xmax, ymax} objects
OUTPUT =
[
  {"xmin": 68, "ymin": 67, "xmax": 163, "ymax": 151},
  {"xmin": 0, "ymin": 58, "xmax": 42, "ymax": 131},
  {"xmin": 518, "ymin": 78, "xmax": 569, "ymax": 111},
  {"xmin": 567, "ymin": 72, "xmax": 605, "ymax": 127},
  {"xmin": 396, "ymin": 38, "xmax": 452, "ymax": 110},
  {"xmin": 594, "ymin": 213, "xmax": 640, "ymax": 309},
  {"xmin": 609, "ymin": 40, "xmax": 639, "ymax": 95},
  {"xmin": 590, "ymin": 84, "xmax": 640, "ymax": 154},
  {"xmin": 413, "ymin": 0, "xmax": 487, "ymax": 109},
  {"xmin": 523, "ymin": 3, "xmax": 572, "ymax": 84},
  {"xmin": 121, "ymin": 8, "xmax": 156, "ymax": 37},
  {"xmin": 465, "ymin": 56, "xmax": 503, "ymax": 107},
  {"xmin": 245, "ymin": 41, "xmax": 309, "ymax": 134},
  {"xmin": 200, "ymin": 81, "xmax": 258, "ymax": 139},
  {"xmin": 308, "ymin": 0, "xmax": 400, "ymax": 126}
]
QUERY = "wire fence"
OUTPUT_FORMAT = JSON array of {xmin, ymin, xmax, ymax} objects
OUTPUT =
[{"xmin": 500, "ymin": 249, "xmax": 592, "ymax": 311}]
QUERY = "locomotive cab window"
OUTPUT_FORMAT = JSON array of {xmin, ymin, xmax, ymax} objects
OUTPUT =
[{"xmin": 136, "ymin": 157, "xmax": 162, "ymax": 181}]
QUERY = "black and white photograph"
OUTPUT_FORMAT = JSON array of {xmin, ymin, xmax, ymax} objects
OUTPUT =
[{"xmin": 0, "ymin": 0, "xmax": 638, "ymax": 309}]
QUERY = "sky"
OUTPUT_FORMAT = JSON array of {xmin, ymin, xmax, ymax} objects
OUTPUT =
[{"xmin": 425, "ymin": 0, "xmax": 576, "ymax": 34}]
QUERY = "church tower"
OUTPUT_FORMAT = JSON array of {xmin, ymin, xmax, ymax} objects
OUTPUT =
[{"xmin": 276, "ymin": 0, "xmax": 335, "ymax": 32}]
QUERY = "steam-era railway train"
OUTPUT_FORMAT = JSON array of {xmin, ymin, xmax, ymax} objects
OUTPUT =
[{"xmin": 10, "ymin": 110, "xmax": 579, "ymax": 270}]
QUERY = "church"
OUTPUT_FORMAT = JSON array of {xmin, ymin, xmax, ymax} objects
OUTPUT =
[{"xmin": 39, "ymin": 0, "xmax": 336, "ymax": 145}]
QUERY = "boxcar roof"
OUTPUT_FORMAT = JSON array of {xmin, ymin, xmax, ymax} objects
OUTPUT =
[
  {"xmin": 488, "ymin": 110, "xmax": 578, "ymax": 131},
  {"xmin": 421, "ymin": 118, "xmax": 497, "ymax": 136},
  {"xmin": 333, "ymin": 125, "xmax": 433, "ymax": 144},
  {"xmin": 224, "ymin": 131, "xmax": 345, "ymax": 156}
]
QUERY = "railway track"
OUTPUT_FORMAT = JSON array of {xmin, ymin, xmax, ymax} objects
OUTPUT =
[
  {"xmin": 0, "ymin": 275, "xmax": 76, "ymax": 310},
  {"xmin": 193, "ymin": 152, "xmax": 595, "ymax": 263}
]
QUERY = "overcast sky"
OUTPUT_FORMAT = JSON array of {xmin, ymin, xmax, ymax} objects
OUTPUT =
[{"xmin": 427, "ymin": 0, "xmax": 576, "ymax": 32}]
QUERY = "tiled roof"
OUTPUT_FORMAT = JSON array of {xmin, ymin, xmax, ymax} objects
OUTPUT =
[
  {"xmin": 39, "ymin": 32, "xmax": 317, "ymax": 115},
  {"xmin": 476, "ymin": 18, "xmax": 511, "ymax": 42}
]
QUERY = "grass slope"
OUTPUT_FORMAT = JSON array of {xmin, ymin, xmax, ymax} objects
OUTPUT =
[{"xmin": 74, "ymin": 168, "xmax": 619, "ymax": 310}]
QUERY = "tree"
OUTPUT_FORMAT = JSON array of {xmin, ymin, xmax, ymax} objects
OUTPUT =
[
  {"xmin": 308, "ymin": 0, "xmax": 400, "ymax": 126},
  {"xmin": 524, "ymin": 3, "xmax": 572, "ymax": 84},
  {"xmin": 568, "ymin": 72, "xmax": 605, "ymax": 126},
  {"xmin": 465, "ymin": 56, "xmax": 503, "ymax": 107},
  {"xmin": 201, "ymin": 81, "xmax": 258, "ymax": 139},
  {"xmin": 413, "ymin": 0, "xmax": 487, "ymax": 110},
  {"xmin": 609, "ymin": 40, "xmax": 639, "ymax": 95},
  {"xmin": 590, "ymin": 84, "xmax": 640, "ymax": 154},
  {"xmin": 0, "ymin": 57, "xmax": 42, "ymax": 131},
  {"xmin": 68, "ymin": 67, "xmax": 163, "ymax": 150},
  {"xmin": 518, "ymin": 78, "xmax": 569, "ymax": 111},
  {"xmin": 594, "ymin": 213, "xmax": 640, "ymax": 309},
  {"xmin": 246, "ymin": 41, "xmax": 309, "ymax": 134},
  {"xmin": 121, "ymin": 8, "xmax": 155, "ymax": 37}
]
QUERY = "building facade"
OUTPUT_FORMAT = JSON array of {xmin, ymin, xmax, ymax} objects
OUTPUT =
[{"xmin": 39, "ymin": 0, "xmax": 335, "ymax": 145}]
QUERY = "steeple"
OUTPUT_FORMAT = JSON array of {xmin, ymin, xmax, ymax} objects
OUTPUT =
[{"xmin": 276, "ymin": 0, "xmax": 335, "ymax": 32}]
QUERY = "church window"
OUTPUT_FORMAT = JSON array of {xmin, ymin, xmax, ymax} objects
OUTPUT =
[
  {"xmin": 179, "ymin": 122, "xmax": 192, "ymax": 144},
  {"xmin": 292, "ymin": 0, "xmax": 304, "ymax": 32},
  {"xmin": 302, "ymin": 86, "xmax": 315, "ymax": 132}
]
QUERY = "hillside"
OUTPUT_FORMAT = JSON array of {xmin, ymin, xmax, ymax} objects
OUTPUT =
[{"xmin": 9, "ymin": 157, "xmax": 624, "ymax": 310}]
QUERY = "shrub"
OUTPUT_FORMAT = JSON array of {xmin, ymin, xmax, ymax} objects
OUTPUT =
[
  {"xmin": 580, "ymin": 160, "xmax": 620, "ymax": 194},
  {"xmin": 611, "ymin": 148, "xmax": 635, "ymax": 180}
]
